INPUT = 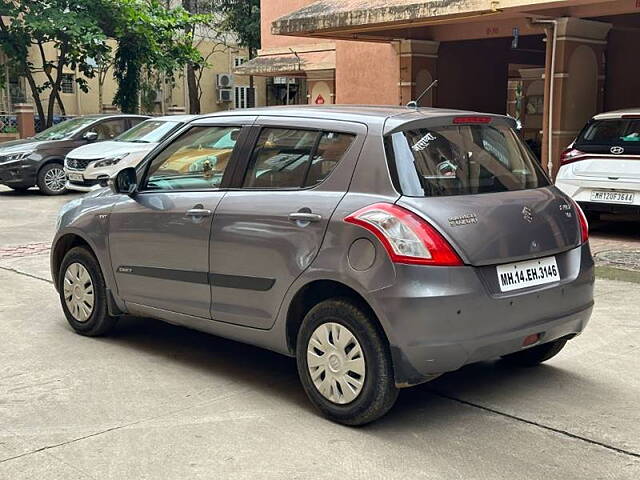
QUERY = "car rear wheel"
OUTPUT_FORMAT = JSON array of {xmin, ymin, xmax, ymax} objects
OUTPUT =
[
  {"xmin": 58, "ymin": 246, "xmax": 118, "ymax": 336},
  {"xmin": 296, "ymin": 298, "xmax": 398, "ymax": 426},
  {"xmin": 38, "ymin": 162, "xmax": 67, "ymax": 195},
  {"xmin": 501, "ymin": 338, "xmax": 567, "ymax": 367}
]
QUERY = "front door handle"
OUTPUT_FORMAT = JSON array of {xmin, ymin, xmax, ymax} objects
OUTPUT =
[
  {"xmin": 288, "ymin": 212, "xmax": 322, "ymax": 223},
  {"xmin": 185, "ymin": 208, "xmax": 212, "ymax": 217}
]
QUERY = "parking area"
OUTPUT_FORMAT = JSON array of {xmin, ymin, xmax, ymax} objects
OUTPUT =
[{"xmin": 1, "ymin": 185, "xmax": 639, "ymax": 479}]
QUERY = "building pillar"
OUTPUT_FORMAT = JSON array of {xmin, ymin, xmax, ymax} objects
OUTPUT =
[
  {"xmin": 307, "ymin": 70, "xmax": 335, "ymax": 105},
  {"xmin": 542, "ymin": 17, "xmax": 611, "ymax": 178},
  {"xmin": 15, "ymin": 103, "xmax": 35, "ymax": 138},
  {"xmin": 399, "ymin": 40, "xmax": 439, "ymax": 107},
  {"xmin": 519, "ymin": 68, "xmax": 545, "ymax": 151}
]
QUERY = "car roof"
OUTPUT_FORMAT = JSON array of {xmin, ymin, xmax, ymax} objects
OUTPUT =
[
  {"xmin": 74, "ymin": 114, "xmax": 150, "ymax": 122},
  {"xmin": 196, "ymin": 105, "xmax": 513, "ymax": 134},
  {"xmin": 593, "ymin": 109, "xmax": 640, "ymax": 120},
  {"xmin": 144, "ymin": 114, "xmax": 197, "ymax": 123}
]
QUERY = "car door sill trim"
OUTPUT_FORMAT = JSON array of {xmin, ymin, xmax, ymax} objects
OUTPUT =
[{"xmin": 117, "ymin": 265, "xmax": 275, "ymax": 291}]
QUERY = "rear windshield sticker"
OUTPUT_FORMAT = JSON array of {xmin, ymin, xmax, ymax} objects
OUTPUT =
[{"xmin": 411, "ymin": 132, "xmax": 437, "ymax": 152}]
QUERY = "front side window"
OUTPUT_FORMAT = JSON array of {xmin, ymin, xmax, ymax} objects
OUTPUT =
[
  {"xmin": 242, "ymin": 128, "xmax": 354, "ymax": 189},
  {"xmin": 144, "ymin": 126, "xmax": 240, "ymax": 191},
  {"xmin": 387, "ymin": 124, "xmax": 549, "ymax": 197}
]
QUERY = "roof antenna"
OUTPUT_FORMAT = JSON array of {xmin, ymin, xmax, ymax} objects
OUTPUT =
[{"xmin": 406, "ymin": 79, "xmax": 438, "ymax": 108}]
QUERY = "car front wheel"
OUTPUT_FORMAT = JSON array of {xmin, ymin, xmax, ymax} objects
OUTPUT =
[
  {"xmin": 58, "ymin": 246, "xmax": 118, "ymax": 336},
  {"xmin": 38, "ymin": 162, "xmax": 67, "ymax": 195},
  {"xmin": 296, "ymin": 298, "xmax": 398, "ymax": 426}
]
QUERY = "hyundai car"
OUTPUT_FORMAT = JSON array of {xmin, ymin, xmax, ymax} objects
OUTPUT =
[
  {"xmin": 51, "ymin": 106, "xmax": 594, "ymax": 425},
  {"xmin": 556, "ymin": 109, "xmax": 640, "ymax": 219}
]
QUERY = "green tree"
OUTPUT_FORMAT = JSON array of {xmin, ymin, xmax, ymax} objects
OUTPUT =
[
  {"xmin": 0, "ymin": 0, "xmax": 110, "ymax": 128},
  {"xmin": 102, "ymin": 0, "xmax": 205, "ymax": 113},
  {"xmin": 215, "ymin": 0, "xmax": 260, "ymax": 58}
]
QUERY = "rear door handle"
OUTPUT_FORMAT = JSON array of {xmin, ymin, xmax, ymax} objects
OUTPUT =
[
  {"xmin": 288, "ymin": 212, "xmax": 322, "ymax": 223},
  {"xmin": 185, "ymin": 208, "xmax": 213, "ymax": 217}
]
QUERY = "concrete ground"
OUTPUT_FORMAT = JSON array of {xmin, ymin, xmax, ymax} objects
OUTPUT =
[{"xmin": 1, "ymin": 186, "xmax": 639, "ymax": 480}]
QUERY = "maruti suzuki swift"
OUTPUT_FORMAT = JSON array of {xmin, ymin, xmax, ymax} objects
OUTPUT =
[{"xmin": 51, "ymin": 106, "xmax": 594, "ymax": 425}]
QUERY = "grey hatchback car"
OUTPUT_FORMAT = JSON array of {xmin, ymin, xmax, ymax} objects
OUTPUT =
[{"xmin": 51, "ymin": 106, "xmax": 594, "ymax": 425}]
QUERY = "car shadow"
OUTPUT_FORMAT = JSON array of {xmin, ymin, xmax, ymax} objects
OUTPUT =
[
  {"xmin": 102, "ymin": 316, "xmax": 602, "ymax": 430},
  {"xmin": 0, "ymin": 188, "xmax": 81, "ymax": 197}
]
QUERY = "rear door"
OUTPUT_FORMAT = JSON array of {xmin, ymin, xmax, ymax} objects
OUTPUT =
[
  {"xmin": 388, "ymin": 117, "xmax": 581, "ymax": 267},
  {"xmin": 209, "ymin": 116, "xmax": 366, "ymax": 329}
]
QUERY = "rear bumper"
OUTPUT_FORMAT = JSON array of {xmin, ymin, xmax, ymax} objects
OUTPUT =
[
  {"xmin": 555, "ymin": 173, "xmax": 640, "ymax": 215},
  {"xmin": 578, "ymin": 201, "xmax": 640, "ymax": 215},
  {"xmin": 370, "ymin": 244, "xmax": 595, "ymax": 387}
]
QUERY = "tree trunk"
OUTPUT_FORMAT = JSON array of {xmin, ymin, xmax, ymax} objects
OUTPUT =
[
  {"xmin": 186, "ymin": 63, "xmax": 200, "ymax": 114},
  {"xmin": 46, "ymin": 48, "xmax": 67, "ymax": 128},
  {"xmin": 24, "ymin": 70, "xmax": 46, "ymax": 130}
]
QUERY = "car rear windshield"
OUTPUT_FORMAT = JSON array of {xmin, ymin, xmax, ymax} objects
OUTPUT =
[
  {"xmin": 386, "ymin": 124, "xmax": 549, "ymax": 197},
  {"xmin": 575, "ymin": 118, "xmax": 640, "ymax": 146}
]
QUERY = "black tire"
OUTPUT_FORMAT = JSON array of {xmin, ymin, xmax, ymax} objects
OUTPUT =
[
  {"xmin": 37, "ymin": 162, "xmax": 67, "ymax": 195},
  {"xmin": 58, "ymin": 246, "xmax": 118, "ymax": 336},
  {"xmin": 501, "ymin": 338, "xmax": 567, "ymax": 367},
  {"xmin": 296, "ymin": 298, "xmax": 398, "ymax": 426}
]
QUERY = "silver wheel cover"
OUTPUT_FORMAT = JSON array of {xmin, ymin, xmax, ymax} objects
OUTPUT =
[
  {"xmin": 307, "ymin": 322, "xmax": 366, "ymax": 404},
  {"xmin": 44, "ymin": 166, "xmax": 66, "ymax": 192},
  {"xmin": 63, "ymin": 263, "xmax": 95, "ymax": 322}
]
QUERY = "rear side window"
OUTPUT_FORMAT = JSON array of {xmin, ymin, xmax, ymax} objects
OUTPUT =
[
  {"xmin": 242, "ymin": 128, "xmax": 354, "ymax": 189},
  {"xmin": 576, "ymin": 119, "xmax": 640, "ymax": 146},
  {"xmin": 387, "ymin": 124, "xmax": 549, "ymax": 197}
]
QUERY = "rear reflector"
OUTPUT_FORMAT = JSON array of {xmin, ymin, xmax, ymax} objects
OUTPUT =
[
  {"xmin": 453, "ymin": 116, "xmax": 492, "ymax": 125},
  {"xmin": 622, "ymin": 115, "xmax": 640, "ymax": 119},
  {"xmin": 522, "ymin": 333, "xmax": 541, "ymax": 347},
  {"xmin": 344, "ymin": 203, "xmax": 463, "ymax": 266}
]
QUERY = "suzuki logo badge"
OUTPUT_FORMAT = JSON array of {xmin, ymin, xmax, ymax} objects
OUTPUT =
[
  {"xmin": 522, "ymin": 206, "xmax": 533, "ymax": 223},
  {"xmin": 610, "ymin": 146, "xmax": 624, "ymax": 155}
]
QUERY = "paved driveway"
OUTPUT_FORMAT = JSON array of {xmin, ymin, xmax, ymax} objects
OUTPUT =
[{"xmin": 1, "ymin": 186, "xmax": 639, "ymax": 479}]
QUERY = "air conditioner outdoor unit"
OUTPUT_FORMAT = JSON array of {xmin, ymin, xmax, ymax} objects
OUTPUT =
[
  {"xmin": 217, "ymin": 73, "xmax": 234, "ymax": 88},
  {"xmin": 218, "ymin": 88, "xmax": 233, "ymax": 103}
]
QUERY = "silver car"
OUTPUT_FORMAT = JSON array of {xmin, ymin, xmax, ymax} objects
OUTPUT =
[{"xmin": 51, "ymin": 106, "xmax": 594, "ymax": 425}]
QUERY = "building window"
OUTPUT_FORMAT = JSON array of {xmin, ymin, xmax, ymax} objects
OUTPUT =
[
  {"xmin": 234, "ymin": 86, "xmax": 254, "ymax": 109},
  {"xmin": 233, "ymin": 56, "xmax": 246, "ymax": 68},
  {"xmin": 60, "ymin": 74, "xmax": 75, "ymax": 94}
]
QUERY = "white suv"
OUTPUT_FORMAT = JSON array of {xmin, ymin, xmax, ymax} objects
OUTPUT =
[
  {"xmin": 556, "ymin": 109, "xmax": 640, "ymax": 219},
  {"xmin": 65, "ymin": 115, "xmax": 195, "ymax": 192}
]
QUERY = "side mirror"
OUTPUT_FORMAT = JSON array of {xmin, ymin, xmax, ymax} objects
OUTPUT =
[
  {"xmin": 83, "ymin": 131, "xmax": 99, "ymax": 142},
  {"xmin": 109, "ymin": 167, "xmax": 138, "ymax": 195}
]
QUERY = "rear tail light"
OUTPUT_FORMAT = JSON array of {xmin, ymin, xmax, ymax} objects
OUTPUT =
[
  {"xmin": 571, "ymin": 200, "xmax": 589, "ymax": 244},
  {"xmin": 560, "ymin": 148, "xmax": 584, "ymax": 166},
  {"xmin": 453, "ymin": 116, "xmax": 492, "ymax": 125},
  {"xmin": 344, "ymin": 203, "xmax": 463, "ymax": 266}
]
